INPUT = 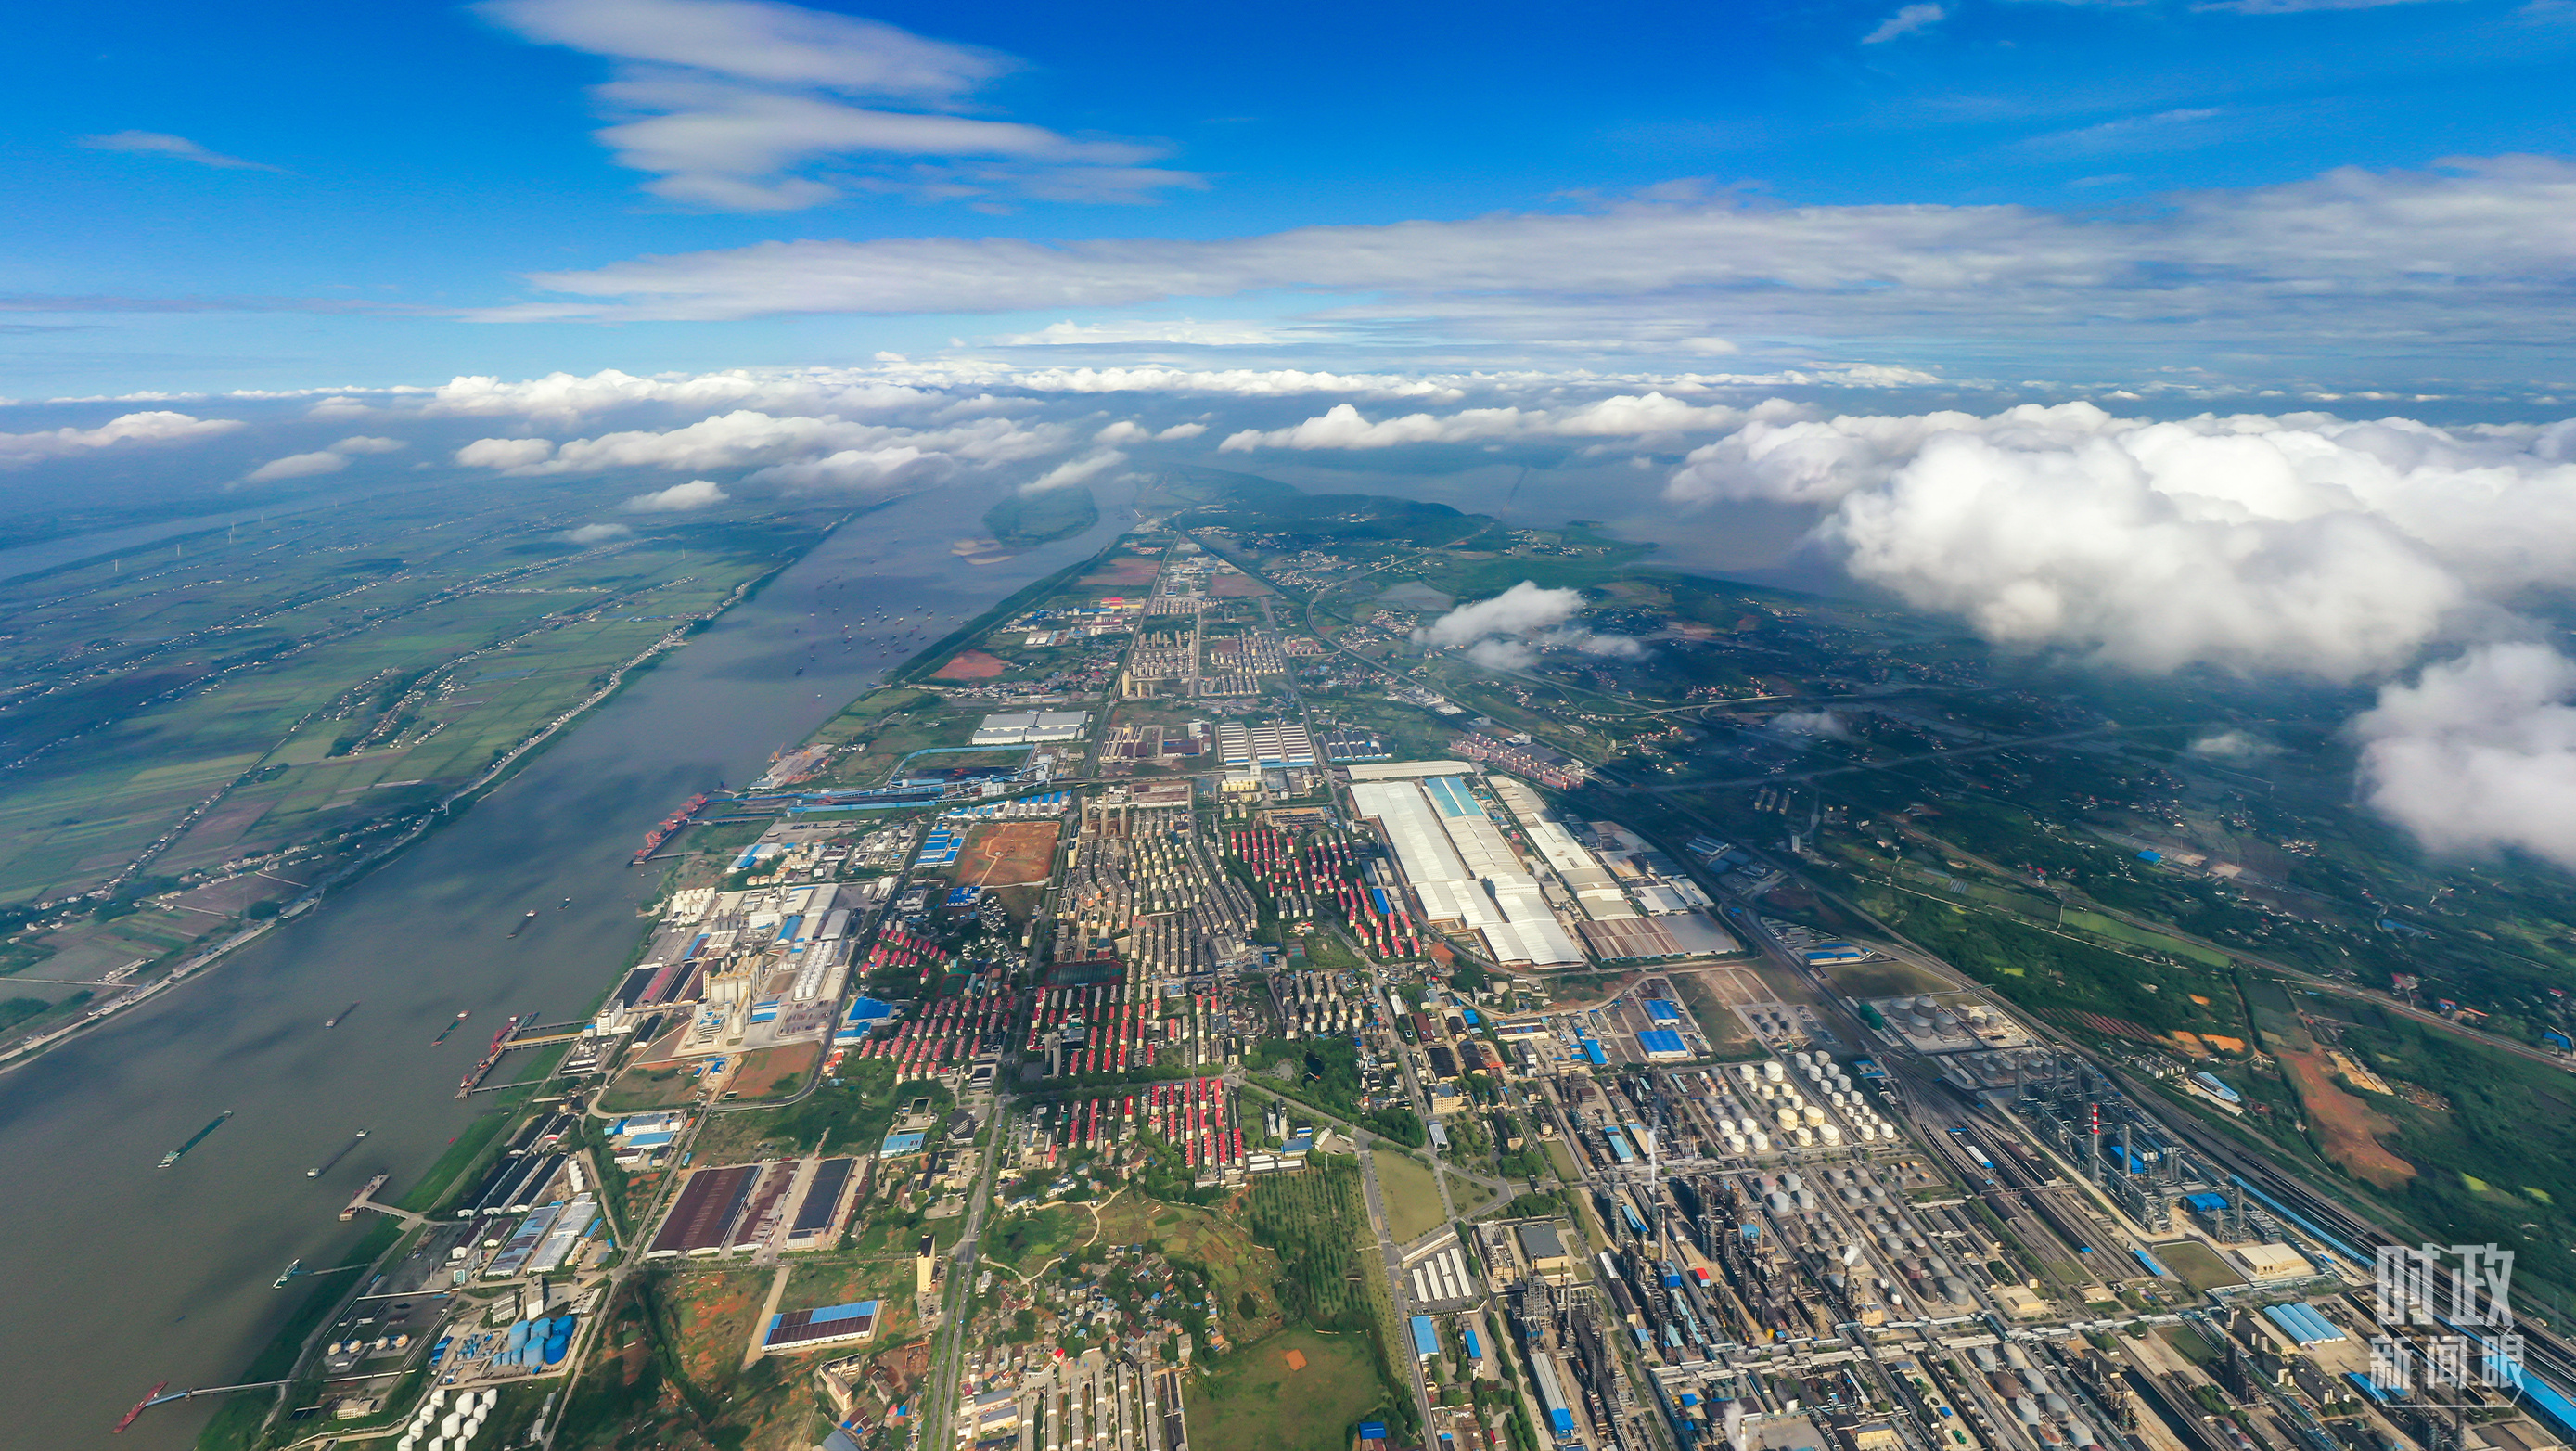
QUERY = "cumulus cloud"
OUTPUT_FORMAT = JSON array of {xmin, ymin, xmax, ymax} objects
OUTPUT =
[
  {"xmin": 2358, "ymin": 644, "xmax": 2576, "ymax": 870},
  {"xmin": 1770, "ymin": 709, "xmax": 1852, "ymax": 739},
  {"xmin": 623, "ymin": 478, "xmax": 729, "ymax": 510},
  {"xmin": 76, "ymin": 130, "xmax": 280, "ymax": 171},
  {"xmin": 2188, "ymin": 729, "xmax": 2281, "ymax": 761},
  {"xmin": 426, "ymin": 367, "xmax": 949, "ymax": 424},
  {"xmin": 245, "ymin": 434, "xmax": 408, "ymax": 481},
  {"xmin": 1863, "ymin": 4, "xmax": 1945, "ymax": 43},
  {"xmin": 1413, "ymin": 581, "xmax": 1646, "ymax": 669},
  {"xmin": 1094, "ymin": 420, "xmax": 1148, "ymax": 444},
  {"xmin": 245, "ymin": 450, "xmax": 352, "ymax": 481},
  {"xmin": 565, "ymin": 521, "xmax": 634, "ymax": 543},
  {"xmin": 0, "ymin": 410, "xmax": 242, "ymax": 468},
  {"xmin": 1157, "ymin": 422, "xmax": 1208, "ymax": 440},
  {"xmin": 478, "ymin": 157, "xmax": 2576, "ymax": 378},
  {"xmin": 1220, "ymin": 392, "xmax": 1747, "ymax": 452},
  {"xmin": 476, "ymin": 0, "xmax": 1197, "ymax": 210},
  {"xmin": 455, "ymin": 437, "xmax": 557, "ymax": 469},
  {"xmin": 1023, "ymin": 449, "xmax": 1124, "ymax": 494},
  {"xmin": 1665, "ymin": 401, "xmax": 2576, "ymax": 677}
]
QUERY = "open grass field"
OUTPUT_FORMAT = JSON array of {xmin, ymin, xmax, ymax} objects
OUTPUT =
[
  {"xmin": 1185, "ymin": 1328, "xmax": 1390, "ymax": 1451},
  {"xmin": 2153, "ymin": 1239, "xmax": 2245, "ymax": 1294},
  {"xmin": 1375, "ymin": 1151, "xmax": 1448, "ymax": 1243},
  {"xmin": 2060, "ymin": 909, "xmax": 2234, "ymax": 969}
]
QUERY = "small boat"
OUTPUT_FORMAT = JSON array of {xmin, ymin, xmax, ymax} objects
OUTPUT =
[
  {"xmin": 507, "ymin": 910, "xmax": 537, "ymax": 938},
  {"xmin": 273, "ymin": 1259, "xmax": 302, "ymax": 1289},
  {"xmin": 431, "ymin": 1010, "xmax": 469, "ymax": 1047},
  {"xmin": 559, "ymin": 896, "xmax": 571, "ymax": 909},
  {"xmin": 323, "ymin": 1001, "xmax": 359, "ymax": 1029}
]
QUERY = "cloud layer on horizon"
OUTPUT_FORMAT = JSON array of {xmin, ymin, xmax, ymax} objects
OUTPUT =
[{"xmin": 465, "ymin": 156, "xmax": 2576, "ymax": 385}]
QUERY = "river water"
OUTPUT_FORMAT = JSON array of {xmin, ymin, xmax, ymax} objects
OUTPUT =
[{"xmin": 0, "ymin": 484, "xmax": 1134, "ymax": 1451}]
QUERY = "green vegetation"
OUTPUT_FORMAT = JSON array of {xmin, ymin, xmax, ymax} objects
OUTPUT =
[
  {"xmin": 1375, "ymin": 1151, "xmax": 1448, "ymax": 1242},
  {"xmin": 1185, "ymin": 1328, "xmax": 1391, "ymax": 1451}
]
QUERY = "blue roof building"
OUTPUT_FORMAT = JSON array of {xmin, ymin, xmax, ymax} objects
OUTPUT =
[{"xmin": 1409, "ymin": 1315, "xmax": 1441, "ymax": 1360}]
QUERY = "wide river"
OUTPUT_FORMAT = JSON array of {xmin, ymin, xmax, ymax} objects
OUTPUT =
[{"xmin": 0, "ymin": 485, "xmax": 1135, "ymax": 1451}]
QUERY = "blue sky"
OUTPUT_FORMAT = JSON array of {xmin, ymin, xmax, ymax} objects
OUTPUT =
[
  {"xmin": 5, "ymin": 0, "xmax": 2574, "ymax": 395},
  {"xmin": 8, "ymin": 0, "xmax": 2576, "ymax": 871}
]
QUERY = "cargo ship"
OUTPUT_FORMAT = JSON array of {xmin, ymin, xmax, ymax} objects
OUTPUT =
[
  {"xmin": 431, "ymin": 1009, "xmax": 469, "ymax": 1047},
  {"xmin": 341, "ymin": 1172, "xmax": 391, "ymax": 1221},
  {"xmin": 273, "ymin": 1258, "xmax": 302, "ymax": 1289},
  {"xmin": 324, "ymin": 1001, "xmax": 358, "ymax": 1029},
  {"xmin": 158, "ymin": 1111, "xmax": 232, "ymax": 1169},
  {"xmin": 507, "ymin": 910, "xmax": 536, "ymax": 938},
  {"xmin": 306, "ymin": 1128, "xmax": 368, "ymax": 1177},
  {"xmin": 631, "ymin": 791, "xmax": 711, "ymax": 865},
  {"xmin": 111, "ymin": 1381, "xmax": 168, "ymax": 1434}
]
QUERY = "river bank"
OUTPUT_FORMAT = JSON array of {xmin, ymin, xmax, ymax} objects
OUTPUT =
[{"xmin": 0, "ymin": 484, "xmax": 1133, "ymax": 1451}]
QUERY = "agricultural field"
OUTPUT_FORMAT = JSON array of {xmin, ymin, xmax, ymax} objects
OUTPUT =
[{"xmin": 0, "ymin": 487, "xmax": 825, "ymax": 1048}]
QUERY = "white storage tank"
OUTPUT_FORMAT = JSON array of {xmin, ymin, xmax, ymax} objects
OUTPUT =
[
  {"xmin": 1821, "ymin": 1124, "xmax": 1843, "ymax": 1145},
  {"xmin": 1793, "ymin": 1128, "xmax": 1815, "ymax": 1148},
  {"xmin": 1776, "ymin": 1108, "xmax": 1801, "ymax": 1132},
  {"xmin": 1762, "ymin": 1060, "xmax": 1786, "ymax": 1083},
  {"xmin": 1752, "ymin": 1132, "xmax": 1772, "ymax": 1150},
  {"xmin": 1781, "ymin": 1172, "xmax": 1803, "ymax": 1191},
  {"xmin": 1802, "ymin": 1105, "xmax": 1826, "ymax": 1127},
  {"xmin": 1725, "ymin": 1133, "xmax": 1749, "ymax": 1154}
]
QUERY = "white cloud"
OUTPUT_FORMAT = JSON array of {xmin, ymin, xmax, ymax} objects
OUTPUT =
[
  {"xmin": 2187, "ymin": 729, "xmax": 2280, "ymax": 760},
  {"xmin": 426, "ymin": 367, "xmax": 948, "ymax": 424},
  {"xmin": 0, "ymin": 410, "xmax": 242, "ymax": 468},
  {"xmin": 245, "ymin": 450, "xmax": 352, "ymax": 482},
  {"xmin": 623, "ymin": 478, "xmax": 730, "ymax": 510},
  {"xmin": 1094, "ymin": 420, "xmax": 1147, "ymax": 444},
  {"xmin": 1418, "ymin": 582, "xmax": 1587, "ymax": 647},
  {"xmin": 1220, "ymin": 392, "xmax": 1748, "ymax": 451},
  {"xmin": 329, "ymin": 435, "xmax": 406, "ymax": 454},
  {"xmin": 75, "ymin": 130, "xmax": 280, "ymax": 171},
  {"xmin": 1864, "ymin": 3, "xmax": 1945, "ymax": 43},
  {"xmin": 1664, "ymin": 401, "xmax": 2576, "ymax": 677},
  {"xmin": 1770, "ymin": 709, "xmax": 1852, "ymax": 738},
  {"xmin": 989, "ymin": 318, "xmax": 1288, "ymax": 347},
  {"xmin": 1414, "ymin": 581, "xmax": 1646, "ymax": 667},
  {"xmin": 1022, "ymin": 449, "xmax": 1124, "ymax": 494},
  {"xmin": 455, "ymin": 437, "xmax": 557, "ymax": 469},
  {"xmin": 477, "ymin": 0, "xmax": 1198, "ymax": 210},
  {"xmin": 2198, "ymin": 0, "xmax": 2461, "ymax": 11},
  {"xmin": 565, "ymin": 521, "xmax": 635, "ymax": 543},
  {"xmin": 2358, "ymin": 644, "xmax": 2576, "ymax": 870},
  {"xmin": 1157, "ymin": 422, "xmax": 1207, "ymax": 440},
  {"xmin": 479, "ymin": 157, "xmax": 2576, "ymax": 376}
]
